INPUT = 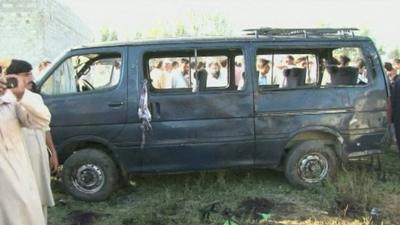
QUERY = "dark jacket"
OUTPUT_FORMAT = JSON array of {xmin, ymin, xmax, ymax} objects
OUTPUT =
[{"xmin": 391, "ymin": 75, "xmax": 400, "ymax": 124}]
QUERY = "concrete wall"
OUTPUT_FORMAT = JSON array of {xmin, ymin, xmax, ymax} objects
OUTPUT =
[{"xmin": 0, "ymin": 0, "xmax": 93, "ymax": 67}]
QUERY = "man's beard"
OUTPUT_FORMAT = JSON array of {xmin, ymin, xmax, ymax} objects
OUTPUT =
[{"xmin": 212, "ymin": 71, "xmax": 220, "ymax": 79}]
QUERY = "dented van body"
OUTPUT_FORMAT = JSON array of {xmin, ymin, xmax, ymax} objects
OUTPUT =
[{"xmin": 37, "ymin": 28, "xmax": 390, "ymax": 201}]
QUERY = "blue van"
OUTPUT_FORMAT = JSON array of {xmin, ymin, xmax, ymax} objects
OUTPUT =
[{"xmin": 37, "ymin": 28, "xmax": 391, "ymax": 201}]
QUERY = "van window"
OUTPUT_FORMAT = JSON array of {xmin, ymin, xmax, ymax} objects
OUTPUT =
[
  {"xmin": 144, "ymin": 49, "xmax": 243, "ymax": 92},
  {"xmin": 256, "ymin": 52, "xmax": 318, "ymax": 89},
  {"xmin": 321, "ymin": 47, "xmax": 368, "ymax": 86},
  {"xmin": 41, "ymin": 53, "xmax": 121, "ymax": 95}
]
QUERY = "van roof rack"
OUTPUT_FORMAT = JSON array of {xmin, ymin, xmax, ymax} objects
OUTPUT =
[{"xmin": 243, "ymin": 28, "xmax": 359, "ymax": 39}]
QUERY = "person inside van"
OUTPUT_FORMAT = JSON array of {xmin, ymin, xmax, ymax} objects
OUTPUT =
[
  {"xmin": 295, "ymin": 56, "xmax": 317, "ymax": 84},
  {"xmin": 338, "ymin": 55, "xmax": 351, "ymax": 67},
  {"xmin": 237, "ymin": 72, "xmax": 245, "ymax": 90},
  {"xmin": 220, "ymin": 58, "xmax": 228, "ymax": 82},
  {"xmin": 172, "ymin": 61, "xmax": 179, "ymax": 72},
  {"xmin": 150, "ymin": 60, "xmax": 163, "ymax": 89},
  {"xmin": 277, "ymin": 55, "xmax": 296, "ymax": 70},
  {"xmin": 356, "ymin": 58, "xmax": 368, "ymax": 85},
  {"xmin": 235, "ymin": 60, "xmax": 244, "ymax": 88},
  {"xmin": 257, "ymin": 58, "xmax": 275, "ymax": 85},
  {"xmin": 295, "ymin": 56, "xmax": 308, "ymax": 68},
  {"xmin": 206, "ymin": 61, "xmax": 227, "ymax": 87},
  {"xmin": 276, "ymin": 55, "xmax": 296, "ymax": 87},
  {"xmin": 171, "ymin": 58, "xmax": 190, "ymax": 88},
  {"xmin": 155, "ymin": 60, "xmax": 173, "ymax": 89},
  {"xmin": 326, "ymin": 55, "xmax": 358, "ymax": 85}
]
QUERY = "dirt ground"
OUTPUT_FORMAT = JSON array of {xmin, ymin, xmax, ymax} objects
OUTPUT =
[{"xmin": 48, "ymin": 147, "xmax": 400, "ymax": 225}]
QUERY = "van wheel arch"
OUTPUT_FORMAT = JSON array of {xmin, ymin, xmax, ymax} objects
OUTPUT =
[
  {"xmin": 283, "ymin": 129, "xmax": 344, "ymax": 159},
  {"xmin": 60, "ymin": 138, "xmax": 114, "ymax": 161}
]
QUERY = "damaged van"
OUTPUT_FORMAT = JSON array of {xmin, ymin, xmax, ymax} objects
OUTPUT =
[{"xmin": 37, "ymin": 28, "xmax": 391, "ymax": 201}]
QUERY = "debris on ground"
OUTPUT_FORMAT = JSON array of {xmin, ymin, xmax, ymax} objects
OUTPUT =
[
  {"xmin": 332, "ymin": 196, "xmax": 363, "ymax": 218},
  {"xmin": 235, "ymin": 197, "xmax": 274, "ymax": 220},
  {"xmin": 200, "ymin": 197, "xmax": 274, "ymax": 224},
  {"xmin": 58, "ymin": 198, "xmax": 67, "ymax": 206},
  {"xmin": 66, "ymin": 210, "xmax": 109, "ymax": 225}
]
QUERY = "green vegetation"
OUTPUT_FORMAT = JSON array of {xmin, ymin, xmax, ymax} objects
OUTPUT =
[{"xmin": 48, "ymin": 147, "xmax": 400, "ymax": 225}]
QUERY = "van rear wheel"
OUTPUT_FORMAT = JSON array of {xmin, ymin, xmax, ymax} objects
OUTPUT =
[
  {"xmin": 284, "ymin": 140, "xmax": 337, "ymax": 188},
  {"xmin": 62, "ymin": 148, "xmax": 119, "ymax": 201}
]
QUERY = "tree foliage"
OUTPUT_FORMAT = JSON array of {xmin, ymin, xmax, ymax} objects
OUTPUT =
[
  {"xmin": 139, "ymin": 12, "xmax": 233, "ymax": 39},
  {"xmin": 100, "ymin": 26, "xmax": 119, "ymax": 42}
]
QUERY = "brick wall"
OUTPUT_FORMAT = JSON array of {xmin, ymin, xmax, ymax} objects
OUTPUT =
[{"xmin": 0, "ymin": 0, "xmax": 93, "ymax": 67}]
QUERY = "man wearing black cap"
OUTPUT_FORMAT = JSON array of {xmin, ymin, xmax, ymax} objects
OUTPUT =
[
  {"xmin": 0, "ymin": 59, "xmax": 50, "ymax": 225},
  {"xmin": 4, "ymin": 59, "xmax": 56, "ymax": 224}
]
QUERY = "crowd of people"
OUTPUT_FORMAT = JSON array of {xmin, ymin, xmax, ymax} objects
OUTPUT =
[
  {"xmin": 149, "ymin": 57, "xmax": 229, "ymax": 90},
  {"xmin": 0, "ymin": 58, "xmax": 58, "ymax": 225},
  {"xmin": 149, "ymin": 55, "xmax": 314, "ymax": 90},
  {"xmin": 149, "ymin": 53, "xmax": 372, "ymax": 91},
  {"xmin": 256, "ymin": 55, "xmax": 318, "ymax": 88}
]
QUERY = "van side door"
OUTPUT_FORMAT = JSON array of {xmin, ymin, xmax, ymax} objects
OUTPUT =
[
  {"xmin": 252, "ymin": 43, "xmax": 352, "ymax": 166},
  {"xmin": 119, "ymin": 42, "xmax": 255, "ymax": 173}
]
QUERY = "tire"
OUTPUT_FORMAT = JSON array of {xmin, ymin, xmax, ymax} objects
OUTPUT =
[
  {"xmin": 62, "ymin": 148, "xmax": 119, "ymax": 201},
  {"xmin": 284, "ymin": 140, "xmax": 338, "ymax": 188}
]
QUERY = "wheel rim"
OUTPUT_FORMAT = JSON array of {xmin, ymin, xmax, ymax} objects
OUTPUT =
[
  {"xmin": 297, "ymin": 153, "xmax": 329, "ymax": 183},
  {"xmin": 71, "ymin": 164, "xmax": 105, "ymax": 194}
]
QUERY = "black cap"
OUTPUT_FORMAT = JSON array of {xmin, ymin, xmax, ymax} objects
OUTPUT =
[
  {"xmin": 384, "ymin": 62, "xmax": 394, "ymax": 71},
  {"xmin": 5, "ymin": 59, "xmax": 32, "ymax": 75}
]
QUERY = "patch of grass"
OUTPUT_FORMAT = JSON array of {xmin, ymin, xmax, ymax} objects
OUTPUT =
[
  {"xmin": 48, "ymin": 148, "xmax": 400, "ymax": 225},
  {"xmin": 314, "ymin": 147, "xmax": 400, "ymax": 224},
  {"xmin": 318, "ymin": 169, "xmax": 380, "ymax": 218}
]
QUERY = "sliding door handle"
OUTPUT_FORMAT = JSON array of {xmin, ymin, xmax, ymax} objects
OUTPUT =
[
  {"xmin": 150, "ymin": 102, "xmax": 161, "ymax": 119},
  {"xmin": 108, "ymin": 102, "xmax": 124, "ymax": 107}
]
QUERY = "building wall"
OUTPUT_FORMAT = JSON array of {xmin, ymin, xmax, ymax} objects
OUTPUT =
[{"xmin": 0, "ymin": 0, "xmax": 93, "ymax": 67}]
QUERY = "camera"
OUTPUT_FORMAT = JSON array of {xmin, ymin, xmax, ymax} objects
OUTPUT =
[{"xmin": 0, "ymin": 77, "xmax": 18, "ymax": 89}]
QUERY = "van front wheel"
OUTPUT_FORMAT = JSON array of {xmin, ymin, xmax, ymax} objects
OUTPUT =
[
  {"xmin": 284, "ymin": 140, "xmax": 337, "ymax": 188},
  {"xmin": 62, "ymin": 148, "xmax": 119, "ymax": 201}
]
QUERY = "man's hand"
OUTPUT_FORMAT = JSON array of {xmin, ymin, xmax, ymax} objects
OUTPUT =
[
  {"xmin": 0, "ymin": 59, "xmax": 12, "ymax": 96},
  {"xmin": 49, "ymin": 149, "xmax": 60, "ymax": 175},
  {"xmin": 46, "ymin": 132, "xmax": 60, "ymax": 175},
  {"xmin": 0, "ymin": 77, "xmax": 6, "ymax": 96},
  {"xmin": 8, "ymin": 75, "xmax": 25, "ymax": 100}
]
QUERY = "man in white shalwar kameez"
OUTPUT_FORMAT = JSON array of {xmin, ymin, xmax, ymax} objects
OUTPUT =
[
  {"xmin": 22, "ymin": 126, "xmax": 55, "ymax": 223},
  {"xmin": 5, "ymin": 59, "xmax": 56, "ymax": 224},
  {"xmin": 0, "ymin": 62, "xmax": 50, "ymax": 225}
]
